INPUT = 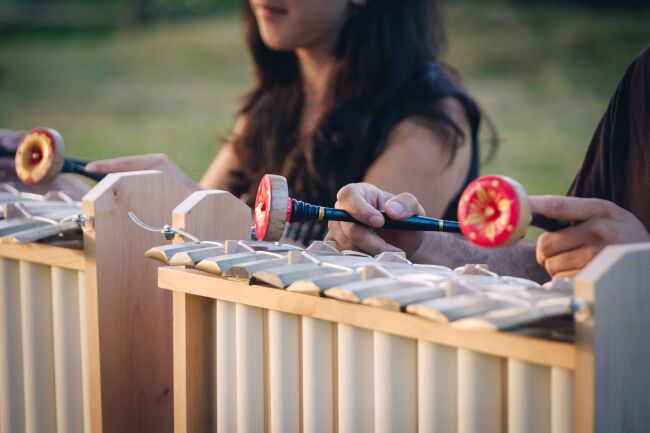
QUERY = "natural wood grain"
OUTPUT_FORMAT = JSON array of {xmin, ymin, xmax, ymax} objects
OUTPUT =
[
  {"xmin": 159, "ymin": 267, "xmax": 576, "ymax": 370},
  {"xmin": 261, "ymin": 174, "xmax": 289, "ymax": 242},
  {"xmin": 83, "ymin": 170, "xmax": 191, "ymax": 433},
  {"xmin": 20, "ymin": 261, "xmax": 57, "ymax": 433},
  {"xmin": 574, "ymin": 242, "xmax": 650, "ymax": 433},
  {"xmin": 0, "ymin": 259, "xmax": 25, "ymax": 433},
  {"xmin": 170, "ymin": 189, "xmax": 252, "ymax": 433},
  {"xmin": 171, "ymin": 189, "xmax": 252, "ymax": 242},
  {"xmin": 0, "ymin": 243, "xmax": 84, "ymax": 270},
  {"xmin": 172, "ymin": 292, "xmax": 188, "ymax": 433},
  {"xmin": 417, "ymin": 341, "xmax": 457, "ymax": 432},
  {"xmin": 173, "ymin": 292, "xmax": 215, "ymax": 433},
  {"xmin": 51, "ymin": 267, "xmax": 85, "ymax": 433}
]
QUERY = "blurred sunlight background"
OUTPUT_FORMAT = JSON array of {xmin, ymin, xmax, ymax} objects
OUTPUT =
[{"xmin": 1, "ymin": 0, "xmax": 649, "ymax": 197}]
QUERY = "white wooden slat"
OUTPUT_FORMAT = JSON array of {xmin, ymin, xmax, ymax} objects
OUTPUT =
[
  {"xmin": 20, "ymin": 261, "xmax": 57, "ymax": 433},
  {"xmin": 374, "ymin": 332, "xmax": 416, "ymax": 433},
  {"xmin": 268, "ymin": 311, "xmax": 300, "ymax": 433},
  {"xmin": 337, "ymin": 324, "xmax": 373, "ymax": 433},
  {"xmin": 551, "ymin": 367, "xmax": 574, "ymax": 433},
  {"xmin": 235, "ymin": 304, "xmax": 264, "ymax": 433},
  {"xmin": 77, "ymin": 271, "xmax": 92, "ymax": 433},
  {"xmin": 417, "ymin": 341, "xmax": 457, "ymax": 433},
  {"xmin": 0, "ymin": 258, "xmax": 25, "ymax": 433},
  {"xmin": 302, "ymin": 317, "xmax": 333, "ymax": 433},
  {"xmin": 216, "ymin": 300, "xmax": 237, "ymax": 433},
  {"xmin": 457, "ymin": 349, "xmax": 502, "ymax": 433},
  {"xmin": 508, "ymin": 359, "xmax": 550, "ymax": 433},
  {"xmin": 51, "ymin": 267, "xmax": 85, "ymax": 433}
]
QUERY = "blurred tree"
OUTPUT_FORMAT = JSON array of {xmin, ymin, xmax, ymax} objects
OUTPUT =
[{"xmin": 0, "ymin": 0, "xmax": 238, "ymax": 30}]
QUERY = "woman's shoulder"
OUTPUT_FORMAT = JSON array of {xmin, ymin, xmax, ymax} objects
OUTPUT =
[
  {"xmin": 387, "ymin": 62, "xmax": 479, "ymax": 127},
  {"xmin": 403, "ymin": 62, "xmax": 465, "ymax": 95}
]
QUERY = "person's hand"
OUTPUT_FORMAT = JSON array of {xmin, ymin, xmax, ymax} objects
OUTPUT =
[
  {"xmin": 532, "ymin": 196, "xmax": 650, "ymax": 278},
  {"xmin": 324, "ymin": 182, "xmax": 427, "ymax": 256},
  {"xmin": 0, "ymin": 129, "xmax": 25, "ymax": 151},
  {"xmin": 86, "ymin": 153, "xmax": 199, "ymax": 191}
]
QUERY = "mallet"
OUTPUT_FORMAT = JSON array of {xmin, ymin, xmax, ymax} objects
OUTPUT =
[
  {"xmin": 254, "ymin": 174, "xmax": 568, "ymax": 248},
  {"xmin": 12, "ymin": 128, "xmax": 105, "ymax": 185}
]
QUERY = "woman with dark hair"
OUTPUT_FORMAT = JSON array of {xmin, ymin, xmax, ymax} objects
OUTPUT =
[
  {"xmin": 59, "ymin": 0, "xmax": 488, "ymax": 243},
  {"xmin": 326, "ymin": 46, "xmax": 650, "ymax": 281}
]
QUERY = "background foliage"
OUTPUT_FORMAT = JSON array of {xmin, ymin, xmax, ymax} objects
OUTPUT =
[{"xmin": 1, "ymin": 0, "xmax": 649, "ymax": 198}]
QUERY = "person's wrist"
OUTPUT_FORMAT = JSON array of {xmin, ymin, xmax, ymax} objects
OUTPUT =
[{"xmin": 408, "ymin": 232, "xmax": 435, "ymax": 264}]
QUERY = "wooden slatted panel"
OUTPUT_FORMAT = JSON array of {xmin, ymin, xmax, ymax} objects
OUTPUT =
[
  {"xmin": 0, "ymin": 258, "xmax": 25, "ymax": 433},
  {"xmin": 508, "ymin": 359, "xmax": 550, "ymax": 433},
  {"xmin": 457, "ymin": 349, "xmax": 502, "ymax": 433},
  {"xmin": 551, "ymin": 367, "xmax": 573, "ymax": 433},
  {"xmin": 337, "ymin": 324, "xmax": 373, "ymax": 433},
  {"xmin": 20, "ymin": 261, "xmax": 57, "ymax": 433},
  {"xmin": 216, "ymin": 301, "xmax": 237, "ymax": 433},
  {"xmin": 236, "ymin": 305, "xmax": 265, "ymax": 433},
  {"xmin": 417, "ymin": 341, "xmax": 457, "ymax": 433},
  {"xmin": 77, "ymin": 271, "xmax": 92, "ymax": 433},
  {"xmin": 158, "ymin": 267, "xmax": 576, "ymax": 371},
  {"xmin": 373, "ymin": 332, "xmax": 416, "ymax": 433},
  {"xmin": 51, "ymin": 267, "xmax": 85, "ymax": 433},
  {"xmin": 301, "ymin": 317, "xmax": 333, "ymax": 433},
  {"xmin": 268, "ymin": 311, "xmax": 300, "ymax": 433}
]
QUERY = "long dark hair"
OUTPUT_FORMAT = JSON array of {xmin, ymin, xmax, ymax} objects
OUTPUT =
[{"xmin": 230, "ymin": 0, "xmax": 484, "ymax": 207}]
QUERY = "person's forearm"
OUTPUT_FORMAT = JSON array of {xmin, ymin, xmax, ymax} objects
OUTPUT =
[{"xmin": 410, "ymin": 232, "xmax": 550, "ymax": 283}]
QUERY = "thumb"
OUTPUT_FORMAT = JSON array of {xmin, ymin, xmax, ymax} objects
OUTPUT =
[{"xmin": 384, "ymin": 192, "xmax": 426, "ymax": 221}]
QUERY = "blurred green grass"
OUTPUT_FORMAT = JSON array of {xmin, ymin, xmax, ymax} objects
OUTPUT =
[{"xmin": 1, "ymin": 0, "xmax": 649, "ymax": 195}]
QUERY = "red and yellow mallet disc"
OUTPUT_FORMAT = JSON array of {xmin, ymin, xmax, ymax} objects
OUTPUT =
[
  {"xmin": 458, "ymin": 175, "xmax": 531, "ymax": 248},
  {"xmin": 15, "ymin": 128, "xmax": 65, "ymax": 185},
  {"xmin": 254, "ymin": 174, "xmax": 291, "ymax": 241}
]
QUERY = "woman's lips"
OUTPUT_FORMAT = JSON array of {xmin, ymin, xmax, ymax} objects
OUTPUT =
[{"xmin": 256, "ymin": 4, "xmax": 287, "ymax": 20}]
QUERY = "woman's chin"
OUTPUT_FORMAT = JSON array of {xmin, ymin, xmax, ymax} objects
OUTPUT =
[{"xmin": 259, "ymin": 33, "xmax": 298, "ymax": 52}]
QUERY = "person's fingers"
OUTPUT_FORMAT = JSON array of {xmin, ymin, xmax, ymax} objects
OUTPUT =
[
  {"xmin": 324, "ymin": 222, "xmax": 353, "ymax": 251},
  {"xmin": 0, "ymin": 129, "xmax": 26, "ymax": 150},
  {"xmin": 85, "ymin": 154, "xmax": 167, "ymax": 173},
  {"xmin": 337, "ymin": 221, "xmax": 402, "ymax": 255},
  {"xmin": 383, "ymin": 192, "xmax": 426, "ymax": 220},
  {"xmin": 529, "ymin": 195, "xmax": 616, "ymax": 222},
  {"xmin": 536, "ymin": 225, "xmax": 588, "ymax": 265},
  {"xmin": 543, "ymin": 246, "xmax": 598, "ymax": 277},
  {"xmin": 552, "ymin": 269, "xmax": 581, "ymax": 279},
  {"xmin": 335, "ymin": 183, "xmax": 388, "ymax": 228}
]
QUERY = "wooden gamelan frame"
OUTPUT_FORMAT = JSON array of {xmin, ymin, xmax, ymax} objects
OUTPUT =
[
  {"xmin": 160, "ymin": 190, "xmax": 650, "ymax": 433},
  {"xmin": 0, "ymin": 170, "xmax": 190, "ymax": 433}
]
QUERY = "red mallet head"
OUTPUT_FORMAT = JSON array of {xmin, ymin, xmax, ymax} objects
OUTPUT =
[
  {"xmin": 15, "ymin": 128, "xmax": 65, "ymax": 185},
  {"xmin": 457, "ymin": 175, "xmax": 531, "ymax": 248},
  {"xmin": 254, "ymin": 174, "xmax": 291, "ymax": 241}
]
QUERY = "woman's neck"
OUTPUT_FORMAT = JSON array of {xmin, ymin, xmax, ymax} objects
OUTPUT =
[
  {"xmin": 296, "ymin": 46, "xmax": 336, "ymax": 108},
  {"xmin": 295, "ymin": 43, "xmax": 337, "ymax": 136}
]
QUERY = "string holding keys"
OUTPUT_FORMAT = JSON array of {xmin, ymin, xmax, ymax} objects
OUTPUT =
[{"xmin": 254, "ymin": 173, "xmax": 570, "ymax": 248}]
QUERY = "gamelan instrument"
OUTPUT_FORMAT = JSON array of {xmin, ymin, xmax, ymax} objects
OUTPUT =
[
  {"xmin": 150, "ymin": 189, "xmax": 650, "ymax": 433},
  {"xmin": 254, "ymin": 173, "xmax": 569, "ymax": 248},
  {"xmin": 0, "ymin": 171, "xmax": 191, "ymax": 433},
  {"xmin": 5, "ymin": 127, "xmax": 105, "ymax": 185}
]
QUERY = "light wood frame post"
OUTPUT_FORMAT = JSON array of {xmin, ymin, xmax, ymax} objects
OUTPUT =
[
  {"xmin": 170, "ymin": 190, "xmax": 252, "ymax": 433},
  {"xmin": 574, "ymin": 242, "xmax": 650, "ymax": 433},
  {"xmin": 82, "ymin": 170, "xmax": 191, "ymax": 433}
]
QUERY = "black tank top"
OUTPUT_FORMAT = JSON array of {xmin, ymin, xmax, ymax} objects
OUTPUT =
[{"xmin": 285, "ymin": 64, "xmax": 481, "ymax": 245}]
